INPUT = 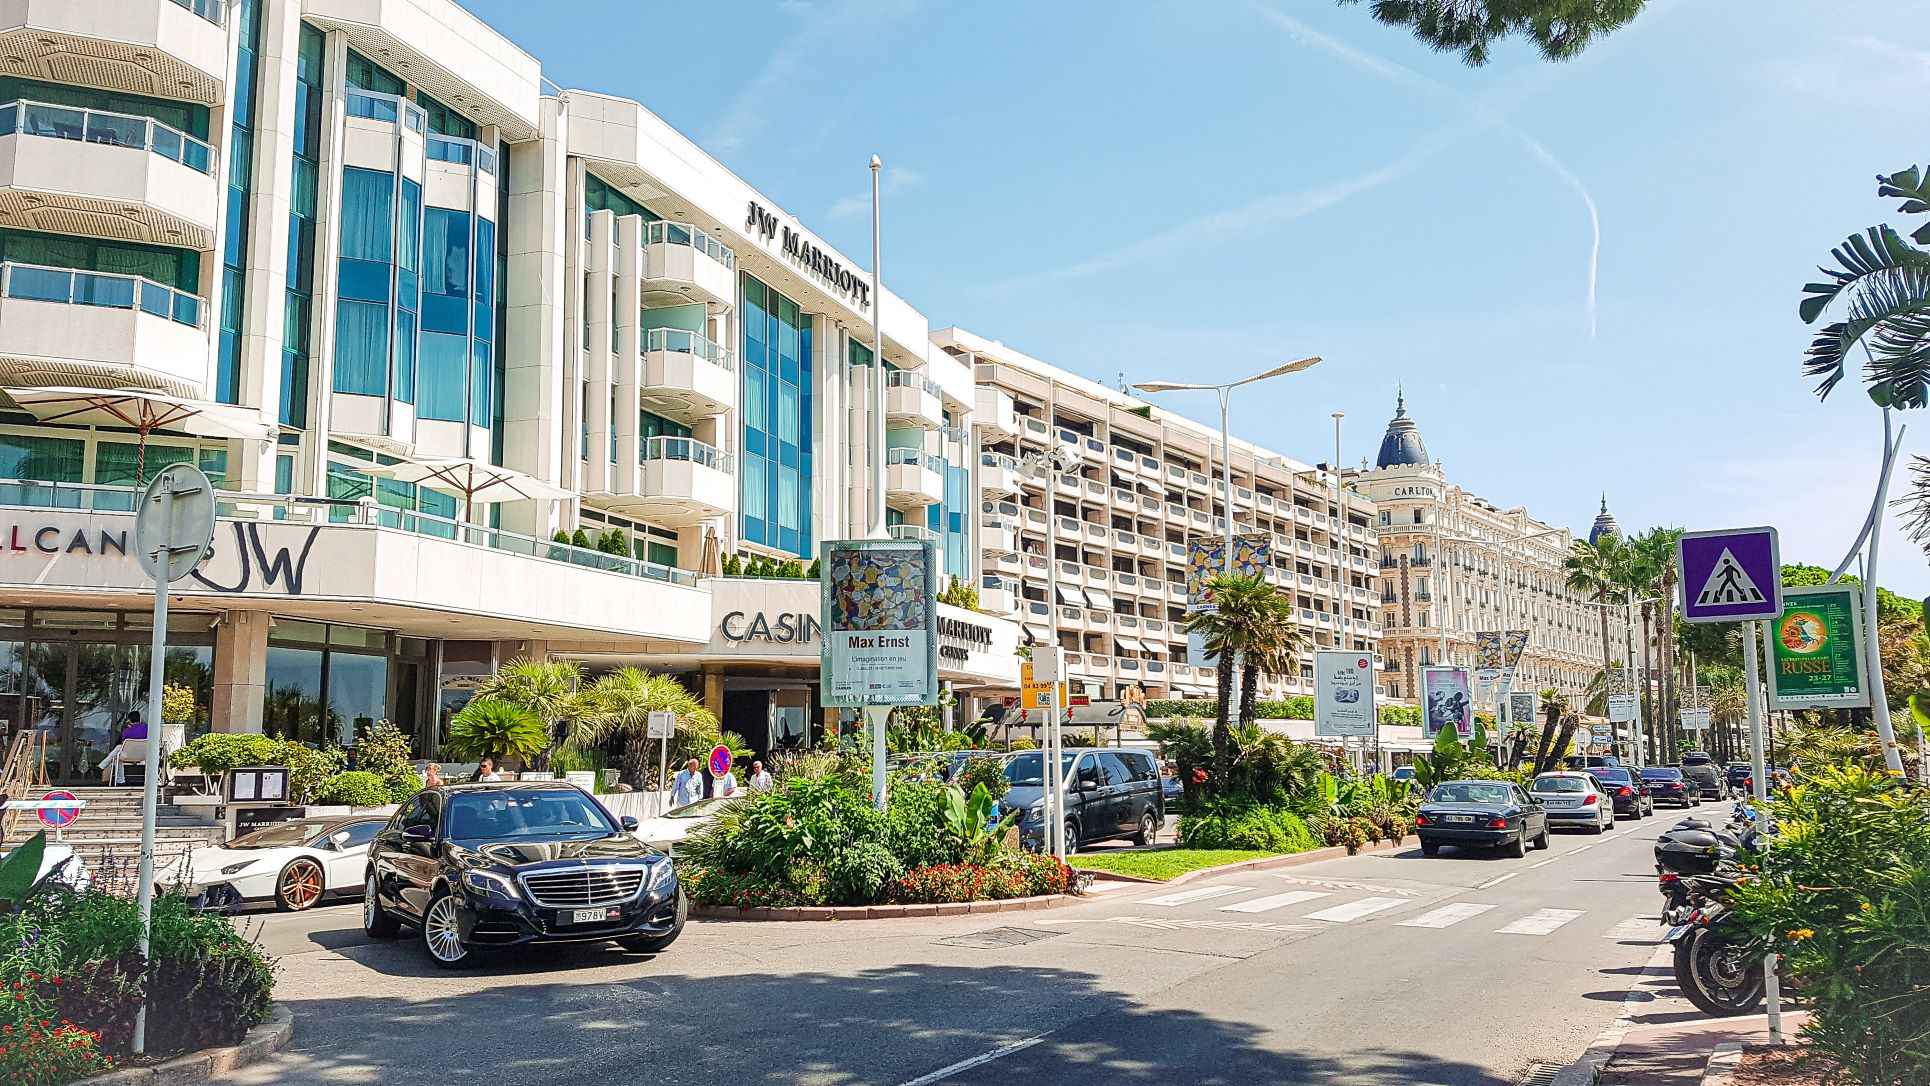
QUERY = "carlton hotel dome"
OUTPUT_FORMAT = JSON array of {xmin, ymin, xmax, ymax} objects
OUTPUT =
[{"xmin": 1374, "ymin": 389, "xmax": 1430, "ymax": 469}]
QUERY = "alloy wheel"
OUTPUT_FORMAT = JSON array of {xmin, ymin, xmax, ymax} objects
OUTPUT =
[
  {"xmin": 423, "ymin": 896, "xmax": 467, "ymax": 964},
  {"xmin": 363, "ymin": 878, "xmax": 376, "ymax": 929},
  {"xmin": 279, "ymin": 861, "xmax": 323, "ymax": 911}
]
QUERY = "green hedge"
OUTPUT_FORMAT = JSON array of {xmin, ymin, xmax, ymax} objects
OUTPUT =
[
  {"xmin": 1146, "ymin": 698, "xmax": 1420, "ymax": 726},
  {"xmin": 1178, "ymin": 805, "xmax": 1321, "ymax": 853}
]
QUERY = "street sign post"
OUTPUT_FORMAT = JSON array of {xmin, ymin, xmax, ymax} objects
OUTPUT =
[
  {"xmin": 1763, "ymin": 586, "xmax": 1871, "ymax": 711},
  {"xmin": 647, "ymin": 710, "xmax": 676, "ymax": 800},
  {"xmin": 131, "ymin": 463, "xmax": 215, "ymax": 1057},
  {"xmin": 36, "ymin": 789, "xmax": 80, "ymax": 832},
  {"xmin": 1677, "ymin": 527, "xmax": 1783, "ymax": 625}
]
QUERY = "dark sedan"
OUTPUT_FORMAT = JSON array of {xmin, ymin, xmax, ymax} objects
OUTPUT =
[
  {"xmin": 1588, "ymin": 767, "xmax": 1653, "ymax": 819},
  {"xmin": 1416, "ymin": 780, "xmax": 1549, "ymax": 858},
  {"xmin": 1682, "ymin": 763, "xmax": 1728, "ymax": 801},
  {"xmin": 364, "ymin": 782, "xmax": 685, "ymax": 968},
  {"xmin": 1640, "ymin": 767, "xmax": 1698, "ymax": 808}
]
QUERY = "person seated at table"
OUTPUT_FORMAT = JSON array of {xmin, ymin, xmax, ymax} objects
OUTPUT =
[{"xmin": 98, "ymin": 711, "xmax": 149, "ymax": 783}]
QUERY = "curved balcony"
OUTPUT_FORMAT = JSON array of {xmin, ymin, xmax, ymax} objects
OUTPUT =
[
  {"xmin": 0, "ymin": 0, "xmax": 229, "ymax": 107},
  {"xmin": 885, "ymin": 447, "xmax": 944, "ymax": 507},
  {"xmin": 0, "ymin": 262, "xmax": 208, "ymax": 395},
  {"xmin": 0, "ymin": 101, "xmax": 219, "ymax": 248},
  {"xmin": 979, "ymin": 451, "xmax": 1021, "ymax": 497},
  {"xmin": 640, "ymin": 327, "xmax": 735, "ymax": 418},
  {"xmin": 979, "ymin": 575, "xmax": 1020, "ymax": 618},
  {"xmin": 884, "ymin": 369, "xmax": 943, "ymax": 430},
  {"xmin": 605, "ymin": 435, "xmax": 735, "ymax": 526},
  {"xmin": 973, "ymin": 386, "xmax": 1019, "ymax": 438},
  {"xmin": 980, "ymin": 516, "xmax": 1018, "ymax": 556},
  {"xmin": 641, "ymin": 221, "xmax": 736, "ymax": 310},
  {"xmin": 886, "ymin": 524, "xmax": 940, "ymax": 545}
]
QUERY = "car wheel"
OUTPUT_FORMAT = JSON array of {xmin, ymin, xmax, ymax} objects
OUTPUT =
[
  {"xmin": 1063, "ymin": 819, "xmax": 1080, "ymax": 856},
  {"xmin": 1420, "ymin": 840, "xmax": 1440, "ymax": 856},
  {"xmin": 421, "ymin": 892, "xmax": 471, "ymax": 968},
  {"xmin": 275, "ymin": 859, "xmax": 325, "ymax": 912},
  {"xmin": 1133, "ymin": 810, "xmax": 1157, "ymax": 846},
  {"xmin": 1590, "ymin": 814, "xmax": 1607, "ymax": 835},
  {"xmin": 1504, "ymin": 831, "xmax": 1527, "ymax": 858},
  {"xmin": 363, "ymin": 873, "xmax": 399, "ymax": 939},
  {"xmin": 618, "ymin": 891, "xmax": 688, "ymax": 954},
  {"xmin": 1534, "ymin": 827, "xmax": 1551, "ymax": 850}
]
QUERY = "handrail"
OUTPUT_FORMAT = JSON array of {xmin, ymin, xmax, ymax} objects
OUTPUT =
[
  {"xmin": 885, "ymin": 448, "xmax": 945, "ymax": 472},
  {"xmin": 0, "ymin": 99, "xmax": 215, "ymax": 175},
  {"xmin": 641, "ymin": 435, "xmax": 732, "ymax": 473},
  {"xmin": 1, "ymin": 730, "xmax": 48, "ymax": 846},
  {"xmin": 169, "ymin": 0, "xmax": 226, "ymax": 25},
  {"xmin": 643, "ymin": 221, "xmax": 736, "ymax": 270},
  {"xmin": 0, "ymin": 261, "xmax": 206, "ymax": 329},
  {"xmin": 643, "ymin": 327, "xmax": 734, "ymax": 370},
  {"xmin": 884, "ymin": 369, "xmax": 941, "ymax": 395}
]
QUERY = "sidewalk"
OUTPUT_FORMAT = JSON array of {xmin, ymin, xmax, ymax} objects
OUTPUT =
[{"xmin": 1562, "ymin": 944, "xmax": 1809, "ymax": 1086}]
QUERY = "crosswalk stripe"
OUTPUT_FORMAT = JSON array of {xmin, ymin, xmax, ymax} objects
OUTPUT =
[
  {"xmin": 1497, "ymin": 908, "xmax": 1585, "ymax": 936},
  {"xmin": 1603, "ymin": 914, "xmax": 1663, "ymax": 941},
  {"xmin": 1139, "ymin": 885, "xmax": 1252, "ymax": 907},
  {"xmin": 1397, "ymin": 902, "xmax": 1498, "ymax": 929},
  {"xmin": 1217, "ymin": 890, "xmax": 1331, "ymax": 914},
  {"xmin": 1304, "ymin": 896, "xmax": 1407, "ymax": 923}
]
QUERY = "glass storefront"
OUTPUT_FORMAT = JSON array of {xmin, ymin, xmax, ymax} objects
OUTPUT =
[
  {"xmin": 0, "ymin": 608, "xmax": 216, "ymax": 784},
  {"xmin": 262, "ymin": 619, "xmax": 390, "ymax": 749}
]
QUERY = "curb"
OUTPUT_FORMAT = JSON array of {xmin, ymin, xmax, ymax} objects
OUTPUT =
[
  {"xmin": 1081, "ymin": 835, "xmax": 1421, "ymax": 886},
  {"xmin": 692, "ymin": 893, "xmax": 1081, "ymax": 921},
  {"xmin": 1702, "ymin": 1043, "xmax": 1745, "ymax": 1086},
  {"xmin": 83, "ymin": 1005, "xmax": 293, "ymax": 1085},
  {"xmin": 1552, "ymin": 943, "xmax": 1674, "ymax": 1086}
]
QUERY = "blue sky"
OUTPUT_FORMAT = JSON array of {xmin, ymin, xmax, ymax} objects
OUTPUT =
[{"xmin": 466, "ymin": 0, "xmax": 1930, "ymax": 596}]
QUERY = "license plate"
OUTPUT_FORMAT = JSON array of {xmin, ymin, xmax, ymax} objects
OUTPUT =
[
  {"xmin": 1665, "ymin": 923, "xmax": 1690, "ymax": 941},
  {"xmin": 570, "ymin": 907, "xmax": 614, "ymax": 924},
  {"xmin": 1445, "ymin": 815, "xmax": 1474, "ymax": 824}
]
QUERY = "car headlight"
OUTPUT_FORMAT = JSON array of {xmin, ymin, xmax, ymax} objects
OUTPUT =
[
  {"xmin": 220, "ymin": 859, "xmax": 257, "ymax": 876},
  {"xmin": 647, "ymin": 859, "xmax": 675, "ymax": 894},
  {"xmin": 461, "ymin": 870, "xmax": 521, "ymax": 902}
]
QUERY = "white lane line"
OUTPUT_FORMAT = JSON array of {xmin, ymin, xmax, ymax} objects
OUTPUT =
[
  {"xmin": 1304, "ymin": 896, "xmax": 1407, "ymax": 923},
  {"xmin": 1397, "ymin": 902, "xmax": 1498, "ymax": 929},
  {"xmin": 1217, "ymin": 890, "xmax": 1330, "ymax": 914},
  {"xmin": 1477, "ymin": 871, "xmax": 1521, "ymax": 890},
  {"xmin": 1604, "ymin": 915, "xmax": 1664, "ymax": 941},
  {"xmin": 1139, "ymin": 885, "xmax": 1252, "ymax": 907},
  {"xmin": 897, "ymin": 1035, "xmax": 1047, "ymax": 1086},
  {"xmin": 1049, "ymin": 915, "xmax": 1314, "ymax": 934},
  {"xmin": 1497, "ymin": 908, "xmax": 1586, "ymax": 936},
  {"xmin": 1529, "ymin": 857, "xmax": 1560, "ymax": 869},
  {"xmin": 1571, "ymin": 844, "xmax": 1594, "ymax": 854}
]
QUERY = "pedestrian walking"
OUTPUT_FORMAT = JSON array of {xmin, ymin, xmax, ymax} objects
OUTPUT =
[
  {"xmin": 672, "ymin": 758, "xmax": 705, "ymax": 806},
  {"xmin": 713, "ymin": 761, "xmax": 739, "ymax": 797},
  {"xmin": 748, "ymin": 760, "xmax": 773, "ymax": 792}
]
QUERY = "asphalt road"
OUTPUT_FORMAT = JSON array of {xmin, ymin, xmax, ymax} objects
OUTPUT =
[{"xmin": 222, "ymin": 817, "xmax": 1671, "ymax": 1086}]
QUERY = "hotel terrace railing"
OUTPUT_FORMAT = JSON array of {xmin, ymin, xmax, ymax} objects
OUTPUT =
[
  {"xmin": 0, "ymin": 100, "xmax": 216, "ymax": 174},
  {"xmin": 643, "ymin": 327, "xmax": 733, "ymax": 369},
  {"xmin": 0, "ymin": 261, "xmax": 206, "ymax": 328},
  {"xmin": 0, "ymin": 480, "xmax": 702, "ymax": 588},
  {"xmin": 644, "ymin": 221, "xmax": 736, "ymax": 271},
  {"xmin": 640, "ymin": 435, "xmax": 732, "ymax": 472}
]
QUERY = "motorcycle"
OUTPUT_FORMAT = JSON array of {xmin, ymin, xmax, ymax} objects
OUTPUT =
[{"xmin": 1668, "ymin": 896, "xmax": 1769, "ymax": 1017}]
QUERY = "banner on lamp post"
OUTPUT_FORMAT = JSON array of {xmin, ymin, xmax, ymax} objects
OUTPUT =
[
  {"xmin": 1314, "ymin": 650, "xmax": 1376, "ymax": 737},
  {"xmin": 1422, "ymin": 666, "xmax": 1473, "ymax": 740},
  {"xmin": 1763, "ymin": 585, "xmax": 1871, "ymax": 711},
  {"xmin": 1508, "ymin": 690, "xmax": 1538, "ymax": 729},
  {"xmin": 820, "ymin": 538, "xmax": 939, "ymax": 707},
  {"xmin": 1184, "ymin": 534, "xmax": 1271, "ymax": 613}
]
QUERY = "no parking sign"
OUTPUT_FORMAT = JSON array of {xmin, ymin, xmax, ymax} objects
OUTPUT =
[{"xmin": 37, "ymin": 789, "xmax": 81, "ymax": 830}]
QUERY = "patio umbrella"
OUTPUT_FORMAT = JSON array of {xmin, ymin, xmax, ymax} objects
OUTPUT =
[
  {"xmin": 3, "ymin": 386, "xmax": 275, "ymax": 485},
  {"xmin": 362, "ymin": 457, "xmax": 571, "ymax": 525},
  {"xmin": 699, "ymin": 525, "xmax": 722, "ymax": 577}
]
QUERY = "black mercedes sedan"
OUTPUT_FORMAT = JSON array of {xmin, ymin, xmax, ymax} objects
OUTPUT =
[
  {"xmin": 1415, "ymin": 779, "xmax": 1549, "ymax": 857},
  {"xmin": 363, "ymin": 781, "xmax": 685, "ymax": 968}
]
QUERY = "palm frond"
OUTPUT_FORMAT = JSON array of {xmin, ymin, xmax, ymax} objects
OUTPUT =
[{"xmin": 1803, "ymin": 256, "xmax": 1930, "ymax": 402}]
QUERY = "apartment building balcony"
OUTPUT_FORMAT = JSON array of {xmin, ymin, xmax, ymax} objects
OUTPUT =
[
  {"xmin": 979, "ymin": 575, "xmax": 1020, "ymax": 618},
  {"xmin": 604, "ymin": 435, "xmax": 734, "ymax": 526},
  {"xmin": 980, "ymin": 517, "xmax": 1017, "ymax": 555},
  {"xmin": 638, "ymin": 328, "xmax": 735, "ymax": 418},
  {"xmin": 886, "ymin": 524, "xmax": 940, "ymax": 546},
  {"xmin": 1018, "ymin": 415, "xmax": 1050, "ymax": 443},
  {"xmin": 641, "ymin": 221, "xmax": 736, "ymax": 310},
  {"xmin": 885, "ymin": 448, "xmax": 944, "ymax": 507},
  {"xmin": 0, "ymin": 0, "xmax": 230, "ymax": 107},
  {"xmin": 0, "ymin": 262, "xmax": 209, "ymax": 395},
  {"xmin": 973, "ymin": 386, "xmax": 1019, "ymax": 438},
  {"xmin": 884, "ymin": 369, "xmax": 943, "ymax": 429},
  {"xmin": 0, "ymin": 101, "xmax": 219, "ymax": 248},
  {"xmin": 979, "ymin": 452, "xmax": 1021, "ymax": 497}
]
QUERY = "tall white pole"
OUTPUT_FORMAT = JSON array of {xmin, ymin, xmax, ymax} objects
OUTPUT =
[
  {"xmin": 1041, "ymin": 457, "xmax": 1064, "ymax": 860},
  {"xmin": 1217, "ymin": 390, "xmax": 1244, "ymax": 735},
  {"xmin": 868, "ymin": 155, "xmax": 886, "ymax": 538},
  {"xmin": 1742, "ymin": 622, "xmax": 1784, "ymax": 1042},
  {"xmin": 131, "ymin": 495, "xmax": 172, "ymax": 1057},
  {"xmin": 1860, "ymin": 411, "xmax": 1906, "ymax": 775}
]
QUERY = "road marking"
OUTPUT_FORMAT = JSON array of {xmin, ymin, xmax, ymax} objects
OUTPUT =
[
  {"xmin": 1604, "ymin": 915, "xmax": 1664, "ymax": 942},
  {"xmin": 1497, "ymin": 908, "xmax": 1586, "ymax": 936},
  {"xmin": 897, "ymin": 1035, "xmax": 1047, "ymax": 1086},
  {"xmin": 1303, "ymin": 896, "xmax": 1407, "ymax": 923},
  {"xmin": 1397, "ymin": 902, "xmax": 1498, "ymax": 929},
  {"xmin": 1268, "ymin": 875, "xmax": 1425, "ymax": 897},
  {"xmin": 1217, "ymin": 890, "xmax": 1330, "ymax": 914},
  {"xmin": 1529, "ymin": 857, "xmax": 1560, "ymax": 869},
  {"xmin": 1571, "ymin": 844, "xmax": 1594, "ymax": 854},
  {"xmin": 1046, "ymin": 916, "xmax": 1313, "ymax": 934},
  {"xmin": 1477, "ymin": 871, "xmax": 1520, "ymax": 890},
  {"xmin": 1139, "ymin": 885, "xmax": 1251, "ymax": 907}
]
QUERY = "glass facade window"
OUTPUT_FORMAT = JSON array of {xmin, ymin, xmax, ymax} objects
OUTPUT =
[
  {"xmin": 332, "ymin": 166, "xmax": 396, "ymax": 397},
  {"xmin": 215, "ymin": 0, "xmax": 262, "ymax": 405},
  {"xmin": 264, "ymin": 619, "xmax": 391, "ymax": 748},
  {"xmin": 281, "ymin": 21, "xmax": 324, "ymax": 428},
  {"xmin": 0, "ymin": 433, "xmax": 82, "ymax": 506},
  {"xmin": 345, "ymin": 50, "xmax": 404, "ymax": 96},
  {"xmin": 0, "ymin": 229, "xmax": 197, "ymax": 292},
  {"xmin": 739, "ymin": 275, "xmax": 811, "ymax": 556}
]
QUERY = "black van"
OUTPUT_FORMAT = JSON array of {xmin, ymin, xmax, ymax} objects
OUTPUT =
[{"xmin": 1002, "ymin": 747, "xmax": 1164, "ymax": 853}]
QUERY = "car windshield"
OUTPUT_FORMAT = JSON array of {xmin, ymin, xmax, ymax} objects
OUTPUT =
[
  {"xmin": 1532, "ymin": 776, "xmax": 1587, "ymax": 793},
  {"xmin": 1429, "ymin": 783, "xmax": 1512, "ymax": 805},
  {"xmin": 663, "ymin": 798, "xmax": 733, "ymax": 819},
  {"xmin": 1593, "ymin": 769, "xmax": 1633, "ymax": 783},
  {"xmin": 228, "ymin": 820, "xmax": 330, "ymax": 849},
  {"xmin": 445, "ymin": 790, "xmax": 616, "ymax": 840},
  {"xmin": 1003, "ymin": 752, "xmax": 1075, "ymax": 787},
  {"xmin": 1642, "ymin": 768, "xmax": 1683, "ymax": 779}
]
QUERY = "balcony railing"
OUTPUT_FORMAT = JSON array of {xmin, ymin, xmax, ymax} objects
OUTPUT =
[
  {"xmin": 0, "ymin": 100, "xmax": 215, "ymax": 175},
  {"xmin": 884, "ymin": 369, "xmax": 942, "ymax": 396},
  {"xmin": 0, "ymin": 261, "xmax": 205, "ymax": 328},
  {"xmin": 169, "ymin": 0, "xmax": 226, "ymax": 24},
  {"xmin": 644, "ymin": 221, "xmax": 736, "ymax": 271},
  {"xmin": 886, "ymin": 448, "xmax": 945, "ymax": 473},
  {"xmin": 427, "ymin": 134, "xmax": 497, "ymax": 176},
  {"xmin": 345, "ymin": 89, "xmax": 426, "ymax": 134},
  {"xmin": 641, "ymin": 435, "xmax": 732, "ymax": 472},
  {"xmin": 887, "ymin": 524, "xmax": 940, "ymax": 544},
  {"xmin": 643, "ymin": 327, "xmax": 733, "ymax": 369}
]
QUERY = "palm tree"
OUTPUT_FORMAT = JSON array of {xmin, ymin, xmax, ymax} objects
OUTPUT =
[
  {"xmin": 446, "ymin": 697, "xmax": 547, "ymax": 767},
  {"xmin": 476, "ymin": 658, "xmax": 586, "ymax": 771},
  {"xmin": 566, "ymin": 667, "xmax": 718, "ymax": 790},
  {"xmin": 1337, "ymin": 0, "xmax": 1649, "ymax": 67},
  {"xmin": 1183, "ymin": 573, "xmax": 1302, "ymax": 783},
  {"xmin": 1533, "ymin": 688, "xmax": 1574, "ymax": 775},
  {"xmin": 1798, "ymin": 166, "xmax": 1930, "ymax": 410},
  {"xmin": 1635, "ymin": 527, "xmax": 1686, "ymax": 759},
  {"xmin": 1619, "ymin": 536, "xmax": 1669, "ymax": 762},
  {"xmin": 1564, "ymin": 535, "xmax": 1625, "ymax": 711},
  {"xmin": 1709, "ymin": 680, "xmax": 1748, "ymax": 764}
]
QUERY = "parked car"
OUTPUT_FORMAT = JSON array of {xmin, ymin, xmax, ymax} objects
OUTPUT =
[
  {"xmin": 183, "ymin": 816, "xmax": 385, "ymax": 911},
  {"xmin": 1588, "ymin": 767, "xmax": 1653, "ymax": 819},
  {"xmin": 1389, "ymin": 765, "xmax": 1418, "ymax": 790},
  {"xmin": 1002, "ymin": 747, "xmax": 1163, "ymax": 853},
  {"xmin": 1564, "ymin": 754, "xmax": 1623, "ymax": 770},
  {"xmin": 1527, "ymin": 772, "xmax": 1614, "ymax": 834},
  {"xmin": 1159, "ymin": 761, "xmax": 1184, "ymax": 805},
  {"xmin": 1725, "ymin": 763, "xmax": 1754, "ymax": 793},
  {"xmin": 629, "ymin": 796, "xmax": 736, "ymax": 854},
  {"xmin": 364, "ymin": 782, "xmax": 684, "ymax": 968},
  {"xmin": 1640, "ymin": 767, "xmax": 1698, "ymax": 808},
  {"xmin": 1416, "ymin": 779, "xmax": 1549, "ymax": 857},
  {"xmin": 1681, "ymin": 762, "xmax": 1728, "ymax": 801}
]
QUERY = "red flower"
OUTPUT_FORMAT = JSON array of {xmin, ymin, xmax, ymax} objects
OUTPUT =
[{"xmin": 1190, "ymin": 768, "xmax": 1208, "ymax": 785}]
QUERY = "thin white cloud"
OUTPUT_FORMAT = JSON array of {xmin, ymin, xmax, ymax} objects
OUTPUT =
[
  {"xmin": 1249, "ymin": 3, "xmax": 1605, "ymax": 337},
  {"xmin": 704, "ymin": 0, "xmax": 920, "ymax": 154},
  {"xmin": 828, "ymin": 166, "xmax": 926, "ymax": 219}
]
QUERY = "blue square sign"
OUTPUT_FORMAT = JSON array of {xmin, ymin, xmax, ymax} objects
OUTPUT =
[{"xmin": 1677, "ymin": 526, "xmax": 1781, "ymax": 624}]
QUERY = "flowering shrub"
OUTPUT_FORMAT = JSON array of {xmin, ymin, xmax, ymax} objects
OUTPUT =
[
  {"xmin": 684, "ymin": 867, "xmax": 804, "ymax": 909},
  {"xmin": 988, "ymin": 852, "xmax": 1071, "ymax": 897},
  {"xmin": 888, "ymin": 864, "xmax": 1014, "ymax": 904}
]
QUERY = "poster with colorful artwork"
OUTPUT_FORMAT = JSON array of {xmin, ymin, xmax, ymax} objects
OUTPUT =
[
  {"xmin": 1422, "ymin": 666, "xmax": 1473, "ymax": 740},
  {"xmin": 1763, "ymin": 585, "xmax": 1869, "ymax": 711},
  {"xmin": 820, "ymin": 539, "xmax": 938, "ymax": 707},
  {"xmin": 1184, "ymin": 534, "xmax": 1273, "ymax": 613}
]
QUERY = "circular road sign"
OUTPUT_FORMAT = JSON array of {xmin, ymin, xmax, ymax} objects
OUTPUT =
[
  {"xmin": 708, "ymin": 744, "xmax": 733, "ymax": 777},
  {"xmin": 134, "ymin": 462, "xmax": 217, "ymax": 584},
  {"xmin": 37, "ymin": 789, "xmax": 80, "ymax": 830}
]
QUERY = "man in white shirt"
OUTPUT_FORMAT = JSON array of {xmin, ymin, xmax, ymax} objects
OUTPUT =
[
  {"xmin": 713, "ymin": 764, "xmax": 739, "ymax": 797},
  {"xmin": 671, "ymin": 758, "xmax": 705, "ymax": 806},
  {"xmin": 748, "ymin": 760, "xmax": 774, "ymax": 792}
]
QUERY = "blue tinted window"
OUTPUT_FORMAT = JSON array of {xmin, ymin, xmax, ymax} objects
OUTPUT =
[
  {"xmin": 418, "ymin": 331, "xmax": 467, "ymax": 421},
  {"xmin": 339, "ymin": 168, "xmax": 394, "ymax": 262},
  {"xmin": 332, "ymin": 298, "xmax": 388, "ymax": 395}
]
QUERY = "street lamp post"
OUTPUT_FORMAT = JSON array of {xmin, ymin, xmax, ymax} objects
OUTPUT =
[
  {"xmin": 1133, "ymin": 357, "xmax": 1322, "ymax": 746},
  {"xmin": 1017, "ymin": 443, "xmax": 1079, "ymax": 859}
]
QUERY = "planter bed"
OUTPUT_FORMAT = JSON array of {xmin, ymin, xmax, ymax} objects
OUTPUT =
[
  {"xmin": 80, "ymin": 1005, "xmax": 293, "ymax": 1086},
  {"xmin": 693, "ymin": 893, "xmax": 1080, "ymax": 921}
]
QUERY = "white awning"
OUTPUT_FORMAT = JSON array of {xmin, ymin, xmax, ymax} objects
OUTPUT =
[
  {"xmin": 1084, "ymin": 588, "xmax": 1115, "ymax": 611},
  {"xmin": 1022, "ymin": 623, "xmax": 1050, "ymax": 645},
  {"xmin": 1054, "ymin": 583, "xmax": 1084, "ymax": 606},
  {"xmin": 1114, "ymin": 635, "xmax": 1146, "ymax": 654}
]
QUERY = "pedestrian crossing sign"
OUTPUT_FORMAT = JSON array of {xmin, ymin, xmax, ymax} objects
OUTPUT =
[
  {"xmin": 1693, "ymin": 548, "xmax": 1766, "ymax": 608},
  {"xmin": 1677, "ymin": 526, "xmax": 1781, "ymax": 624}
]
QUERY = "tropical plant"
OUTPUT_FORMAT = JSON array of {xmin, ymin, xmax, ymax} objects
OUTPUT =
[
  {"xmin": 445, "ymin": 697, "xmax": 547, "ymax": 766},
  {"xmin": 1178, "ymin": 801, "xmax": 1319, "ymax": 852},
  {"xmin": 1531, "ymin": 688, "xmax": 1574, "ymax": 774},
  {"xmin": 940, "ymin": 782, "xmax": 1021, "ymax": 865},
  {"xmin": 565, "ymin": 667, "xmax": 718, "ymax": 789},
  {"xmin": 314, "ymin": 770, "xmax": 391, "ymax": 808},
  {"xmin": 1183, "ymin": 573, "xmax": 1303, "ymax": 781},
  {"xmin": 1337, "ymin": 0, "xmax": 1648, "ymax": 66},
  {"xmin": 1412, "ymin": 719, "xmax": 1491, "ymax": 792},
  {"xmin": 0, "ymin": 831, "xmax": 47, "ymax": 909},
  {"xmin": 1799, "ymin": 166, "xmax": 1930, "ymax": 410},
  {"xmin": 1565, "ymin": 531, "xmax": 1625, "ymax": 710},
  {"xmin": 476, "ymin": 658, "xmax": 587, "ymax": 771}
]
